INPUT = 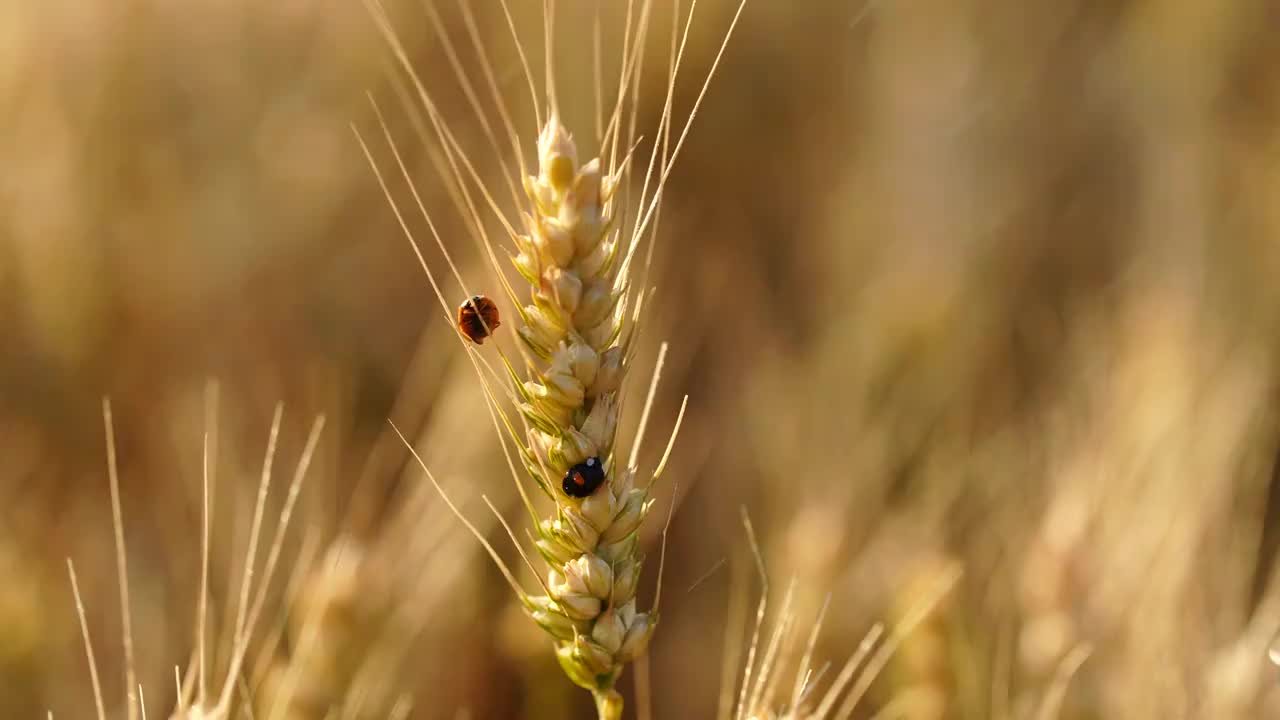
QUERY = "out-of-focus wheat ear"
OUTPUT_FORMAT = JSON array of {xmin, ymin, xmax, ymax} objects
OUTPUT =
[
  {"xmin": 245, "ymin": 524, "xmax": 321, "ymax": 693},
  {"xmin": 788, "ymin": 593, "xmax": 832, "ymax": 714},
  {"xmin": 735, "ymin": 508, "xmax": 770, "ymax": 720},
  {"xmin": 259, "ymin": 538, "xmax": 354, "ymax": 720},
  {"xmin": 1035, "ymin": 644, "xmax": 1091, "ymax": 720},
  {"xmin": 138, "ymin": 685, "xmax": 147, "ymax": 720},
  {"xmin": 102, "ymin": 399, "xmax": 139, "ymax": 720},
  {"xmin": 830, "ymin": 565, "xmax": 962, "ymax": 720},
  {"xmin": 211, "ymin": 415, "xmax": 326, "ymax": 715},
  {"xmin": 390, "ymin": 420, "xmax": 530, "ymax": 601},
  {"xmin": 345, "ymin": 477, "xmax": 502, "ymax": 716},
  {"xmin": 67, "ymin": 559, "xmax": 106, "ymax": 720}
]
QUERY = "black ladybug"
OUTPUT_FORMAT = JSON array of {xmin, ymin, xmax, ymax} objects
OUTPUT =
[{"xmin": 562, "ymin": 456, "xmax": 606, "ymax": 498}]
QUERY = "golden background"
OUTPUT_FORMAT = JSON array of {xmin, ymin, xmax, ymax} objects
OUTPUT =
[{"xmin": 2, "ymin": 1, "xmax": 1280, "ymax": 717}]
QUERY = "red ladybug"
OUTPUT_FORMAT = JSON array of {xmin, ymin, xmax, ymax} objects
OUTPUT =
[{"xmin": 457, "ymin": 295, "xmax": 501, "ymax": 344}]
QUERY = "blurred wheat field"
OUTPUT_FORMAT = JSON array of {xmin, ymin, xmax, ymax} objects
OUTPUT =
[{"xmin": 4, "ymin": 0, "xmax": 1280, "ymax": 718}]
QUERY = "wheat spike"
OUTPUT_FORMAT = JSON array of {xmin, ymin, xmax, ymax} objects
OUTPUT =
[{"xmin": 361, "ymin": 2, "xmax": 747, "ymax": 716}]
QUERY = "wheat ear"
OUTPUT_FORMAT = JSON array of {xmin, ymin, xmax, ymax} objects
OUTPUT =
[
  {"xmin": 513, "ymin": 1, "xmax": 748, "ymax": 707},
  {"xmin": 511, "ymin": 112, "xmax": 660, "ymax": 714},
  {"xmin": 723, "ymin": 509, "xmax": 963, "ymax": 720},
  {"xmin": 360, "ymin": 2, "xmax": 746, "ymax": 715}
]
